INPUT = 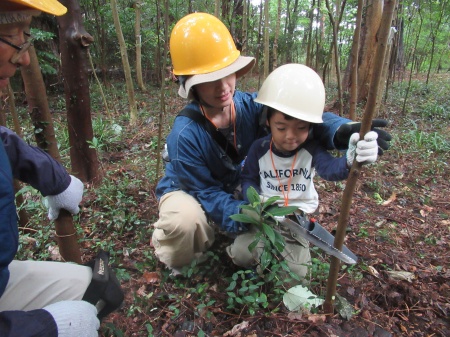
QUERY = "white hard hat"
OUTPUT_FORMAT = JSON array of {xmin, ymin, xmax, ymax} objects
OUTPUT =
[{"xmin": 255, "ymin": 63, "xmax": 325, "ymax": 123}]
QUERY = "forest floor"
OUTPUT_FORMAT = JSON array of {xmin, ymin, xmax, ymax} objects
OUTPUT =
[{"xmin": 44, "ymin": 74, "xmax": 449, "ymax": 336}]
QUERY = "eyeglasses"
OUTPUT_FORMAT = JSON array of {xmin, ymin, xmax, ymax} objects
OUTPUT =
[{"xmin": 0, "ymin": 33, "xmax": 34, "ymax": 63}]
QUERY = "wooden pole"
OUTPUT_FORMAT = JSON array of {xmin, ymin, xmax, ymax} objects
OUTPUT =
[
  {"xmin": 54, "ymin": 210, "xmax": 82, "ymax": 264},
  {"xmin": 323, "ymin": 0, "xmax": 397, "ymax": 315}
]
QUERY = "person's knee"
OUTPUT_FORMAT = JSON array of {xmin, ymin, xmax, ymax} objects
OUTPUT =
[{"xmin": 226, "ymin": 232, "xmax": 261, "ymax": 268}]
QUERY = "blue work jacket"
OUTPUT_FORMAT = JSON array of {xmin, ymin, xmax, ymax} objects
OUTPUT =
[{"xmin": 156, "ymin": 91, "xmax": 349, "ymax": 233}]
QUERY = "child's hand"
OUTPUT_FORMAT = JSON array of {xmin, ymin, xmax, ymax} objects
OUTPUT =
[{"xmin": 346, "ymin": 131, "xmax": 378, "ymax": 167}]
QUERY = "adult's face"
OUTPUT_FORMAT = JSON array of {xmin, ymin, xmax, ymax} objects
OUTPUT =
[
  {"xmin": 194, "ymin": 73, "xmax": 236, "ymax": 110},
  {"xmin": 0, "ymin": 19, "xmax": 32, "ymax": 89}
]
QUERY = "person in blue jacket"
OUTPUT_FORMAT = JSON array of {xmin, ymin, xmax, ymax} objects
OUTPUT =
[
  {"xmin": 0, "ymin": 1, "xmax": 121, "ymax": 336},
  {"xmin": 152, "ymin": 13, "xmax": 391, "ymax": 275},
  {"xmin": 228, "ymin": 64, "xmax": 379, "ymax": 279}
]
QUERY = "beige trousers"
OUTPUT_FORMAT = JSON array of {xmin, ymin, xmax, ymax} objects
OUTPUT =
[
  {"xmin": 0, "ymin": 260, "xmax": 92, "ymax": 311},
  {"xmin": 152, "ymin": 191, "xmax": 311, "ymax": 280},
  {"xmin": 152, "ymin": 190, "xmax": 215, "ymax": 269},
  {"xmin": 226, "ymin": 225, "xmax": 311, "ymax": 280}
]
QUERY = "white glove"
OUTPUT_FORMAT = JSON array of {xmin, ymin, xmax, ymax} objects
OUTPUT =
[
  {"xmin": 346, "ymin": 131, "xmax": 379, "ymax": 167},
  {"xmin": 43, "ymin": 300, "xmax": 100, "ymax": 337},
  {"xmin": 46, "ymin": 175, "xmax": 84, "ymax": 221}
]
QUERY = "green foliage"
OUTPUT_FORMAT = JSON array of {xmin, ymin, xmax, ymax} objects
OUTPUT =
[
  {"xmin": 30, "ymin": 28, "xmax": 60, "ymax": 75},
  {"xmin": 227, "ymin": 187, "xmax": 320, "ymax": 314}
]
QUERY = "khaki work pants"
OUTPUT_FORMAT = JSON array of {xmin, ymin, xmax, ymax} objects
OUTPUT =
[
  {"xmin": 0, "ymin": 260, "xmax": 92, "ymax": 311},
  {"xmin": 152, "ymin": 190, "xmax": 215, "ymax": 269},
  {"xmin": 152, "ymin": 191, "xmax": 311, "ymax": 281}
]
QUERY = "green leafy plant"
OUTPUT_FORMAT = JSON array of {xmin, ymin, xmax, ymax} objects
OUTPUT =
[{"xmin": 226, "ymin": 187, "xmax": 308, "ymax": 314}]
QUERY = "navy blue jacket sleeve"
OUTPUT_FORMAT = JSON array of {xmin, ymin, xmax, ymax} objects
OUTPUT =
[
  {"xmin": 0, "ymin": 126, "xmax": 70, "ymax": 196},
  {"xmin": 313, "ymin": 112, "xmax": 351, "ymax": 150},
  {"xmin": 241, "ymin": 139, "xmax": 265, "ymax": 203},
  {"xmin": 0, "ymin": 309, "xmax": 57, "ymax": 337}
]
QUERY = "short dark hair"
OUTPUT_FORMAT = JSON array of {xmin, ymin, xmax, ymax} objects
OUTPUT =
[{"xmin": 267, "ymin": 107, "xmax": 295, "ymax": 121}]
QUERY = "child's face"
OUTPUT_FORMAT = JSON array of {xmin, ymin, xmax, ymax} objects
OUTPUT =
[{"xmin": 268, "ymin": 111, "xmax": 310, "ymax": 152}]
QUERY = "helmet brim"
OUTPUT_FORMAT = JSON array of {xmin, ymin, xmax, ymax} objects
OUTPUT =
[
  {"xmin": 3, "ymin": 0, "xmax": 67, "ymax": 16},
  {"xmin": 178, "ymin": 56, "xmax": 255, "ymax": 99}
]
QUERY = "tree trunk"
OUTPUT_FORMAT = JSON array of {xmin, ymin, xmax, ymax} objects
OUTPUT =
[
  {"xmin": 324, "ymin": 0, "xmax": 397, "ymax": 314},
  {"xmin": 58, "ymin": 0, "xmax": 101, "ymax": 185},
  {"xmin": 348, "ymin": 0, "xmax": 364, "ymax": 120},
  {"xmin": 263, "ymin": 0, "xmax": 270, "ymax": 77},
  {"xmin": 272, "ymin": 0, "xmax": 281, "ymax": 69},
  {"xmin": 135, "ymin": 1, "xmax": 146, "ymax": 91},
  {"xmin": 21, "ymin": 44, "xmax": 82, "ymax": 264},
  {"xmin": 356, "ymin": 0, "xmax": 383, "ymax": 102},
  {"xmin": 110, "ymin": 0, "xmax": 138, "ymax": 125}
]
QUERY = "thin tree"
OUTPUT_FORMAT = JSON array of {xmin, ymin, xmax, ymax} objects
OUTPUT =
[
  {"xmin": 324, "ymin": 0, "xmax": 397, "ymax": 314},
  {"xmin": 325, "ymin": 0, "xmax": 347, "ymax": 116},
  {"xmin": 110, "ymin": 0, "xmax": 138, "ymax": 125},
  {"xmin": 348, "ymin": 0, "xmax": 363, "ymax": 120},
  {"xmin": 263, "ymin": 0, "xmax": 270, "ymax": 77},
  {"xmin": 424, "ymin": 0, "xmax": 448, "ymax": 85},
  {"xmin": 155, "ymin": 0, "xmax": 170, "ymax": 181},
  {"xmin": 272, "ymin": 0, "xmax": 281, "ymax": 69},
  {"xmin": 135, "ymin": 0, "xmax": 146, "ymax": 91}
]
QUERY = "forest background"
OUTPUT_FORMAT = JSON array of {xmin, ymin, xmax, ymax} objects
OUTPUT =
[{"xmin": 1, "ymin": 0, "xmax": 449, "ymax": 336}]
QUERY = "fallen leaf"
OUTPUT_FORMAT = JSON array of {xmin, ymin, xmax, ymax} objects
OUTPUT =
[
  {"xmin": 382, "ymin": 192, "xmax": 397, "ymax": 206},
  {"xmin": 368, "ymin": 265, "xmax": 380, "ymax": 278},
  {"xmin": 223, "ymin": 321, "xmax": 249, "ymax": 336},
  {"xmin": 142, "ymin": 271, "xmax": 160, "ymax": 284},
  {"xmin": 287, "ymin": 312, "xmax": 304, "ymax": 321},
  {"xmin": 307, "ymin": 314, "xmax": 326, "ymax": 324},
  {"xmin": 283, "ymin": 285, "xmax": 324, "ymax": 311},
  {"xmin": 48, "ymin": 245, "xmax": 62, "ymax": 261},
  {"xmin": 386, "ymin": 270, "xmax": 415, "ymax": 282}
]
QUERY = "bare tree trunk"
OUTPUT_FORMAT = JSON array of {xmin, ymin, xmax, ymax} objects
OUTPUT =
[
  {"xmin": 21, "ymin": 44, "xmax": 82, "ymax": 264},
  {"xmin": 110, "ymin": 0, "xmax": 138, "ymax": 125},
  {"xmin": 263, "ymin": 0, "xmax": 270, "ymax": 77},
  {"xmin": 215, "ymin": 0, "xmax": 220, "ymax": 17},
  {"xmin": 356, "ymin": 0, "xmax": 383, "ymax": 102},
  {"xmin": 348, "ymin": 0, "xmax": 364, "ymax": 120},
  {"xmin": 325, "ymin": 0, "xmax": 344, "ymax": 116},
  {"xmin": 242, "ymin": 0, "xmax": 249, "ymax": 54},
  {"xmin": 135, "ymin": 1, "xmax": 146, "ymax": 91},
  {"xmin": 155, "ymin": 0, "xmax": 170, "ymax": 182},
  {"xmin": 272, "ymin": 0, "xmax": 281, "ymax": 69},
  {"xmin": 306, "ymin": 0, "xmax": 315, "ymax": 67},
  {"xmin": 21, "ymin": 46, "xmax": 59, "ymax": 158},
  {"xmin": 58, "ymin": 0, "xmax": 101, "ymax": 185}
]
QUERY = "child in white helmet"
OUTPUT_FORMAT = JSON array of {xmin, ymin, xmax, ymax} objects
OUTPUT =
[{"xmin": 227, "ymin": 64, "xmax": 378, "ymax": 280}]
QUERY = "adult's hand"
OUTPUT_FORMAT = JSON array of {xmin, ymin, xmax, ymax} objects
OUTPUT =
[
  {"xmin": 46, "ymin": 175, "xmax": 83, "ymax": 221},
  {"xmin": 43, "ymin": 301, "xmax": 100, "ymax": 337},
  {"xmin": 346, "ymin": 131, "xmax": 379, "ymax": 167},
  {"xmin": 335, "ymin": 119, "xmax": 391, "ymax": 154}
]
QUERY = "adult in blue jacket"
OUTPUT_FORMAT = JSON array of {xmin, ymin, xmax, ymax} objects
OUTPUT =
[
  {"xmin": 0, "ymin": 1, "xmax": 104, "ymax": 336},
  {"xmin": 152, "ymin": 13, "xmax": 391, "ymax": 275}
]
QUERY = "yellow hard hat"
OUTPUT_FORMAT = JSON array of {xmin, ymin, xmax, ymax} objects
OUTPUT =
[
  {"xmin": 255, "ymin": 64, "xmax": 325, "ymax": 123},
  {"xmin": 170, "ymin": 12, "xmax": 255, "ymax": 99},
  {"xmin": 2, "ymin": 0, "xmax": 67, "ymax": 16},
  {"xmin": 170, "ymin": 12, "xmax": 241, "ymax": 75}
]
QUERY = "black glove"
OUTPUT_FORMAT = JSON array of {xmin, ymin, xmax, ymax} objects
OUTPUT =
[
  {"xmin": 82, "ymin": 250, "xmax": 124, "ymax": 320},
  {"xmin": 334, "ymin": 119, "xmax": 392, "ymax": 154}
]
